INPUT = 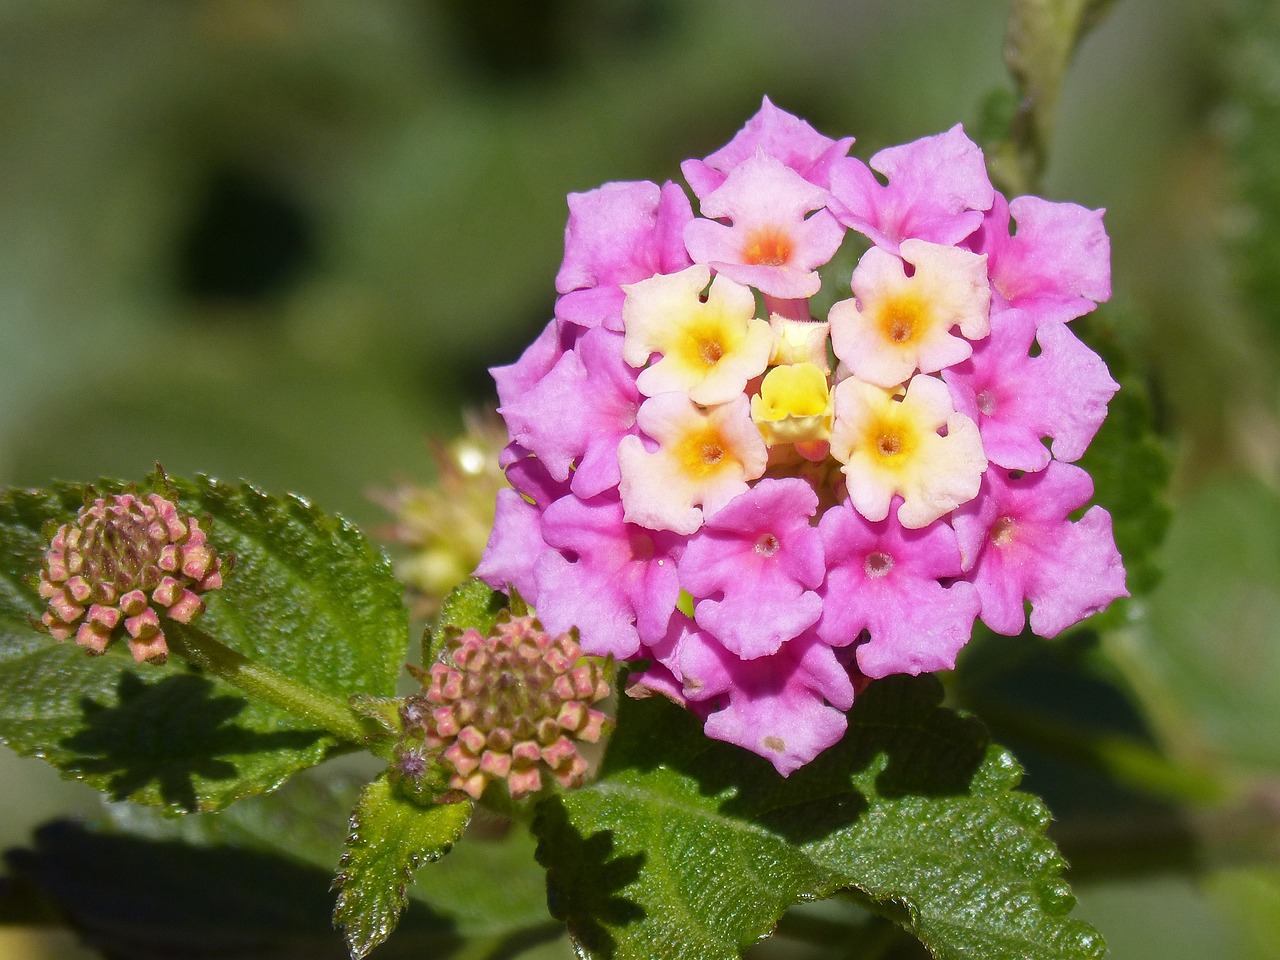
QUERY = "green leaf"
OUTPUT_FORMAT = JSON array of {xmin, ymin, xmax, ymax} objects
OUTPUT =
[
  {"xmin": 536, "ymin": 676, "xmax": 1103, "ymax": 960},
  {"xmin": 424, "ymin": 578, "xmax": 507, "ymax": 664},
  {"xmin": 0, "ymin": 476, "xmax": 408, "ymax": 812},
  {"xmin": 181, "ymin": 474, "xmax": 410, "ymax": 695},
  {"xmin": 333, "ymin": 773, "xmax": 472, "ymax": 959}
]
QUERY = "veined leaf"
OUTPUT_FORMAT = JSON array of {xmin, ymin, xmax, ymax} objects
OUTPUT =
[
  {"xmin": 536, "ymin": 676, "xmax": 1103, "ymax": 960},
  {"xmin": 333, "ymin": 773, "xmax": 472, "ymax": 959},
  {"xmin": 0, "ymin": 476, "xmax": 408, "ymax": 812}
]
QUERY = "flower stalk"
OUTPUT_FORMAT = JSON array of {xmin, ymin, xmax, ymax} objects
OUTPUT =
[{"xmin": 165, "ymin": 620, "xmax": 371, "ymax": 745}]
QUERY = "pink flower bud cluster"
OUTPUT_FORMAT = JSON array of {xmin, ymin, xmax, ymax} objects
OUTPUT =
[
  {"xmin": 477, "ymin": 98, "xmax": 1128, "ymax": 775},
  {"xmin": 400, "ymin": 615, "xmax": 611, "ymax": 801},
  {"xmin": 39, "ymin": 492, "xmax": 224, "ymax": 664}
]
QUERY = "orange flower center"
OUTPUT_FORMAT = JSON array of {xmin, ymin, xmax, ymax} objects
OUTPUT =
[
  {"xmin": 698, "ymin": 337, "xmax": 725, "ymax": 365},
  {"xmin": 876, "ymin": 432, "xmax": 903, "ymax": 458},
  {"xmin": 743, "ymin": 228, "xmax": 793, "ymax": 267},
  {"xmin": 877, "ymin": 294, "xmax": 925, "ymax": 345}
]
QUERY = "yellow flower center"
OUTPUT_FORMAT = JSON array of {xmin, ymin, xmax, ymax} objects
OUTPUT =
[
  {"xmin": 675, "ymin": 425, "xmax": 734, "ymax": 480},
  {"xmin": 876, "ymin": 293, "xmax": 925, "ymax": 345}
]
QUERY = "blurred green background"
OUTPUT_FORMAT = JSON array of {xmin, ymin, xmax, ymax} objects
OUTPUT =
[{"xmin": 2, "ymin": 0, "xmax": 1279, "ymax": 957}]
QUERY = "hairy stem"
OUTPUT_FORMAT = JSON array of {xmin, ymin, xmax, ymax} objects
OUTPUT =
[
  {"xmin": 998, "ymin": 0, "xmax": 1120, "ymax": 193},
  {"xmin": 165, "ymin": 620, "xmax": 370, "ymax": 744}
]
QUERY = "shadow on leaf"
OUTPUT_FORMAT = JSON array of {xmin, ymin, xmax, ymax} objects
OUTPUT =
[
  {"xmin": 61, "ymin": 671, "xmax": 321, "ymax": 811},
  {"xmin": 535, "ymin": 796, "xmax": 645, "ymax": 959},
  {"xmin": 608, "ymin": 676, "xmax": 987, "ymax": 847},
  {"xmin": 836, "ymin": 675, "xmax": 989, "ymax": 798}
]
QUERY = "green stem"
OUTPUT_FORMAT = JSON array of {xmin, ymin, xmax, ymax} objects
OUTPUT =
[
  {"xmin": 999, "ymin": 0, "xmax": 1120, "ymax": 193},
  {"xmin": 165, "ymin": 621, "xmax": 370, "ymax": 744}
]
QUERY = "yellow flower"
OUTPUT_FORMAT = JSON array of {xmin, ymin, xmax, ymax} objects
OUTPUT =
[
  {"xmin": 751, "ymin": 363, "xmax": 833, "ymax": 449},
  {"xmin": 622, "ymin": 265, "xmax": 772, "ymax": 405},
  {"xmin": 829, "ymin": 239, "xmax": 990, "ymax": 387},
  {"xmin": 618, "ymin": 393, "xmax": 767, "ymax": 535},
  {"xmin": 829, "ymin": 373, "xmax": 987, "ymax": 528}
]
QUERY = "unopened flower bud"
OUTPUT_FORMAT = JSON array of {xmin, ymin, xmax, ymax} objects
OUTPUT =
[
  {"xmin": 398, "ymin": 614, "xmax": 612, "ymax": 802},
  {"xmin": 38, "ymin": 491, "xmax": 226, "ymax": 664}
]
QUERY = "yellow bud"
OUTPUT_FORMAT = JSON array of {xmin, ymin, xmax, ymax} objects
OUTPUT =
[
  {"xmin": 751, "ymin": 363, "xmax": 833, "ymax": 447},
  {"xmin": 768, "ymin": 315, "xmax": 831, "ymax": 371}
]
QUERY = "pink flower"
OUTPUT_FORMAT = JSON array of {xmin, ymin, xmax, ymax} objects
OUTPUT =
[
  {"xmin": 555, "ymin": 180, "xmax": 694, "ymax": 331},
  {"xmin": 535, "ymin": 494, "xmax": 682, "ymax": 658},
  {"xmin": 678, "ymin": 622, "xmax": 855, "ymax": 776},
  {"xmin": 969, "ymin": 194, "xmax": 1111, "ymax": 328},
  {"xmin": 473, "ymin": 453, "xmax": 569, "ymax": 602},
  {"xmin": 473, "ymin": 489, "xmax": 545, "ymax": 603},
  {"xmin": 681, "ymin": 96, "xmax": 854, "ymax": 199},
  {"xmin": 828, "ymin": 125, "xmax": 994, "ymax": 253},
  {"xmin": 500, "ymin": 328, "xmax": 642, "ymax": 497},
  {"xmin": 943, "ymin": 309, "xmax": 1119, "ymax": 471},
  {"xmin": 952, "ymin": 462, "xmax": 1128, "ymax": 638},
  {"xmin": 817, "ymin": 501, "xmax": 980, "ymax": 677},
  {"xmin": 492, "ymin": 318, "xmax": 574, "ymax": 412},
  {"xmin": 684, "ymin": 152, "xmax": 844, "ymax": 299},
  {"xmin": 679, "ymin": 479, "xmax": 825, "ymax": 660}
]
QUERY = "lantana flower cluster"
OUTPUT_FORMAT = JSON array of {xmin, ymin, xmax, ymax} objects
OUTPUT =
[{"xmin": 478, "ymin": 99, "xmax": 1127, "ymax": 775}]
